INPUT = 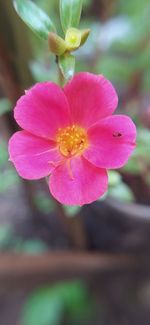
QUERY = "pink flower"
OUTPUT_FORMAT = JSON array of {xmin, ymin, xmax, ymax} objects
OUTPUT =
[{"xmin": 8, "ymin": 72, "xmax": 136, "ymax": 205}]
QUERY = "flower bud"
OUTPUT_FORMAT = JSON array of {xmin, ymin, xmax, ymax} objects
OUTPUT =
[
  {"xmin": 80, "ymin": 28, "xmax": 90, "ymax": 46},
  {"xmin": 48, "ymin": 32, "xmax": 67, "ymax": 56},
  {"xmin": 65, "ymin": 28, "xmax": 81, "ymax": 51}
]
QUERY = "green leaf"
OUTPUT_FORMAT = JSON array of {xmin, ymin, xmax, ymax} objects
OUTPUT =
[
  {"xmin": 0, "ymin": 98, "xmax": 11, "ymax": 116},
  {"xmin": 56, "ymin": 281, "xmax": 90, "ymax": 320},
  {"xmin": 59, "ymin": 53, "xmax": 75, "ymax": 81},
  {"xmin": 22, "ymin": 281, "xmax": 90, "ymax": 325},
  {"xmin": 13, "ymin": 0, "xmax": 56, "ymax": 40},
  {"xmin": 60, "ymin": 0, "xmax": 83, "ymax": 33},
  {"xmin": 22, "ymin": 287, "xmax": 63, "ymax": 325}
]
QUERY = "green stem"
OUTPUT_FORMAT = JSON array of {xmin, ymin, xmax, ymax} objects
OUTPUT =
[{"xmin": 56, "ymin": 55, "xmax": 68, "ymax": 86}]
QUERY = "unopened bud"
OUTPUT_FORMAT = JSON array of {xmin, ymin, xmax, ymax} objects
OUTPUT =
[
  {"xmin": 80, "ymin": 29, "xmax": 90, "ymax": 46},
  {"xmin": 48, "ymin": 32, "xmax": 67, "ymax": 56},
  {"xmin": 65, "ymin": 28, "xmax": 81, "ymax": 51}
]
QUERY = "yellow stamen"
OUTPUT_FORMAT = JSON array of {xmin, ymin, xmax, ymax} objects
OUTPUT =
[{"xmin": 56, "ymin": 125, "xmax": 88, "ymax": 157}]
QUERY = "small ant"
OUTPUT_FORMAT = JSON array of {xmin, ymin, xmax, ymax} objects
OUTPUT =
[{"xmin": 113, "ymin": 132, "xmax": 122, "ymax": 137}]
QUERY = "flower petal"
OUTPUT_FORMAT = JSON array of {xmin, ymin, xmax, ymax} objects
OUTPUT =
[
  {"xmin": 49, "ymin": 156, "xmax": 108, "ymax": 205},
  {"xmin": 9, "ymin": 131, "xmax": 62, "ymax": 179},
  {"xmin": 14, "ymin": 82, "xmax": 71, "ymax": 140},
  {"xmin": 64, "ymin": 72, "xmax": 118, "ymax": 128},
  {"xmin": 84, "ymin": 115, "xmax": 136, "ymax": 169}
]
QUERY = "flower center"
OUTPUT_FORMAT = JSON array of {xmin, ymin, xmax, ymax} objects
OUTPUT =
[{"xmin": 56, "ymin": 125, "xmax": 88, "ymax": 157}]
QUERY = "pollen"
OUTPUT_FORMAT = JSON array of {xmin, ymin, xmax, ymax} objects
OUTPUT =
[{"xmin": 56, "ymin": 125, "xmax": 88, "ymax": 157}]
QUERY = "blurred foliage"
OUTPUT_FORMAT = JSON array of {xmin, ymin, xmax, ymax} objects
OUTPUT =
[
  {"xmin": 0, "ymin": 141, "xmax": 19, "ymax": 192},
  {"xmin": 21, "ymin": 280, "xmax": 93, "ymax": 325},
  {"xmin": 0, "ymin": 223, "xmax": 48, "ymax": 254},
  {"xmin": 0, "ymin": 224, "xmax": 13, "ymax": 249},
  {"xmin": 13, "ymin": 239, "xmax": 48, "ymax": 254},
  {"xmin": 118, "ymin": 0, "xmax": 150, "ymax": 19},
  {"xmin": 34, "ymin": 192, "xmax": 55, "ymax": 214},
  {"xmin": 63, "ymin": 205, "xmax": 81, "ymax": 217},
  {"xmin": 123, "ymin": 128, "xmax": 150, "ymax": 177},
  {"xmin": 100, "ymin": 171, "xmax": 135, "ymax": 203},
  {"xmin": 0, "ymin": 142, "xmax": 8, "ymax": 166},
  {"xmin": 34, "ymin": 192, "xmax": 82, "ymax": 217},
  {"xmin": 108, "ymin": 170, "xmax": 121, "ymax": 187},
  {"xmin": 0, "ymin": 98, "xmax": 11, "ymax": 116},
  {"xmin": 30, "ymin": 59, "xmax": 57, "ymax": 83},
  {"xmin": 0, "ymin": 169, "xmax": 19, "ymax": 192},
  {"xmin": 108, "ymin": 182, "xmax": 135, "ymax": 202}
]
